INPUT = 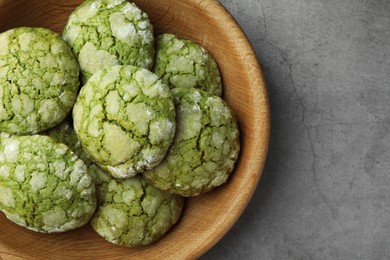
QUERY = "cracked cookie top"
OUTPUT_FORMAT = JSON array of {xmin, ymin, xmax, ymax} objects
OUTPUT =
[
  {"xmin": 143, "ymin": 88, "xmax": 240, "ymax": 197},
  {"xmin": 46, "ymin": 120, "xmax": 104, "ymax": 183},
  {"xmin": 153, "ymin": 34, "xmax": 222, "ymax": 96},
  {"xmin": 91, "ymin": 173, "xmax": 184, "ymax": 246},
  {"xmin": 73, "ymin": 65, "xmax": 176, "ymax": 178},
  {"xmin": 63, "ymin": 0, "xmax": 154, "ymax": 82},
  {"xmin": 0, "ymin": 135, "xmax": 96, "ymax": 233},
  {"xmin": 0, "ymin": 27, "xmax": 80, "ymax": 134}
]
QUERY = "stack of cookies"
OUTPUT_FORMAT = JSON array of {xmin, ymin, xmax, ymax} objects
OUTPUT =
[{"xmin": 0, "ymin": 0, "xmax": 240, "ymax": 247}]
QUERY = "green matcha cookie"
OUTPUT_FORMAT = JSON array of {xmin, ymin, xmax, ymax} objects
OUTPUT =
[
  {"xmin": 63, "ymin": 0, "xmax": 154, "ymax": 82},
  {"xmin": 153, "ymin": 34, "xmax": 222, "ymax": 96},
  {"xmin": 46, "ymin": 120, "xmax": 104, "ymax": 183},
  {"xmin": 73, "ymin": 65, "xmax": 176, "ymax": 178},
  {"xmin": 0, "ymin": 27, "xmax": 80, "ymax": 134},
  {"xmin": 0, "ymin": 135, "xmax": 97, "ymax": 233},
  {"xmin": 47, "ymin": 119, "xmax": 92, "ymax": 166},
  {"xmin": 143, "ymin": 88, "xmax": 240, "ymax": 197},
  {"xmin": 91, "ymin": 173, "xmax": 184, "ymax": 247}
]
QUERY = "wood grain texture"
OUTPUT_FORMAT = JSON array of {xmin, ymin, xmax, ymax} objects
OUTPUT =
[{"xmin": 0, "ymin": 0, "xmax": 270, "ymax": 259}]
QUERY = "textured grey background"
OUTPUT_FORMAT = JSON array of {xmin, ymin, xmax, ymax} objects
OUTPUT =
[{"xmin": 202, "ymin": 0, "xmax": 390, "ymax": 259}]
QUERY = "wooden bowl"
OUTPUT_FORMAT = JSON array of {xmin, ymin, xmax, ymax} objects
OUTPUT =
[{"xmin": 0, "ymin": 0, "xmax": 270, "ymax": 258}]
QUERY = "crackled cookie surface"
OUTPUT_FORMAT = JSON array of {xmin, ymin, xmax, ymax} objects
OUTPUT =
[
  {"xmin": 63, "ymin": 0, "xmax": 154, "ymax": 82},
  {"xmin": 0, "ymin": 135, "xmax": 96, "ymax": 233},
  {"xmin": 0, "ymin": 27, "xmax": 80, "ymax": 134},
  {"xmin": 153, "ymin": 34, "xmax": 222, "ymax": 96},
  {"xmin": 73, "ymin": 65, "xmax": 176, "ymax": 178},
  {"xmin": 91, "ymin": 173, "xmax": 184, "ymax": 247},
  {"xmin": 47, "ymin": 120, "xmax": 104, "ymax": 183},
  {"xmin": 47, "ymin": 120, "xmax": 86, "ymax": 160},
  {"xmin": 143, "ymin": 88, "xmax": 240, "ymax": 197}
]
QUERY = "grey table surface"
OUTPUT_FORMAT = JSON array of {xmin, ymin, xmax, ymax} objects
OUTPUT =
[{"xmin": 202, "ymin": 0, "xmax": 390, "ymax": 259}]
